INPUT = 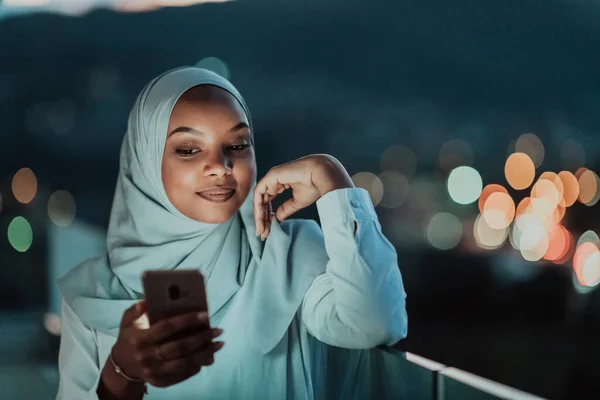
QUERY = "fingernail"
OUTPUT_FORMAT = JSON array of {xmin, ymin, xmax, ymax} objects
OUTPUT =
[
  {"xmin": 212, "ymin": 328, "xmax": 223, "ymax": 338},
  {"xmin": 214, "ymin": 341, "xmax": 225, "ymax": 350}
]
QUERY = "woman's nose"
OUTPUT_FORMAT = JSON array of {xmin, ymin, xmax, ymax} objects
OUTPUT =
[{"xmin": 203, "ymin": 150, "xmax": 232, "ymax": 177}]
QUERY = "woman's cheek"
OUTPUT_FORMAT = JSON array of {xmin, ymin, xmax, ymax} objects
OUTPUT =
[{"xmin": 180, "ymin": 169, "xmax": 198, "ymax": 188}]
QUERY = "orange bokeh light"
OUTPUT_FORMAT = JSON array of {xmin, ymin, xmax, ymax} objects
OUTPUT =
[
  {"xmin": 478, "ymin": 184, "xmax": 509, "ymax": 213},
  {"xmin": 578, "ymin": 169, "xmax": 600, "ymax": 206},
  {"xmin": 575, "ymin": 167, "xmax": 589, "ymax": 179},
  {"xmin": 544, "ymin": 225, "xmax": 570, "ymax": 261},
  {"xmin": 505, "ymin": 153, "xmax": 536, "ymax": 190},
  {"xmin": 516, "ymin": 197, "xmax": 532, "ymax": 216},
  {"xmin": 538, "ymin": 172, "xmax": 564, "ymax": 200},
  {"xmin": 482, "ymin": 191, "xmax": 515, "ymax": 229},
  {"xmin": 531, "ymin": 178, "xmax": 560, "ymax": 209},
  {"xmin": 557, "ymin": 171, "xmax": 579, "ymax": 207},
  {"xmin": 12, "ymin": 167, "xmax": 38, "ymax": 204},
  {"xmin": 554, "ymin": 229, "xmax": 575, "ymax": 265}
]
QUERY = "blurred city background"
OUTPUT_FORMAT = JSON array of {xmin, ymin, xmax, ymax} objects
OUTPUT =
[{"xmin": 0, "ymin": 0, "xmax": 599, "ymax": 399}]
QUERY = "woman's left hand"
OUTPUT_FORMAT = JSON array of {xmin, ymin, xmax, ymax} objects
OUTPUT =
[{"xmin": 253, "ymin": 154, "xmax": 354, "ymax": 240}]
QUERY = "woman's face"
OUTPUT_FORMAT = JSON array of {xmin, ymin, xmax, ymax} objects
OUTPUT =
[{"xmin": 162, "ymin": 85, "xmax": 256, "ymax": 224}]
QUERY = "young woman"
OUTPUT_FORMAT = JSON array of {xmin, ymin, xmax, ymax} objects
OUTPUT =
[{"xmin": 56, "ymin": 66, "xmax": 408, "ymax": 399}]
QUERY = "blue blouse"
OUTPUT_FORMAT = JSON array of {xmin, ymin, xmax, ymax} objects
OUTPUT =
[{"xmin": 56, "ymin": 188, "xmax": 408, "ymax": 399}]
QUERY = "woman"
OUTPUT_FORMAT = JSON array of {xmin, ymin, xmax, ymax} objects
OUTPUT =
[{"xmin": 56, "ymin": 66, "xmax": 408, "ymax": 399}]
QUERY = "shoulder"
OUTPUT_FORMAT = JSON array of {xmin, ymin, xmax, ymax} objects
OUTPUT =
[
  {"xmin": 58, "ymin": 254, "xmax": 116, "ymax": 301},
  {"xmin": 59, "ymin": 254, "xmax": 106, "ymax": 286},
  {"xmin": 280, "ymin": 218, "xmax": 328, "ymax": 263}
]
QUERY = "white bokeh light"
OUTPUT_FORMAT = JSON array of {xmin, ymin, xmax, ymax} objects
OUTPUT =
[
  {"xmin": 447, "ymin": 166, "xmax": 483, "ymax": 205},
  {"xmin": 427, "ymin": 212, "xmax": 463, "ymax": 250}
]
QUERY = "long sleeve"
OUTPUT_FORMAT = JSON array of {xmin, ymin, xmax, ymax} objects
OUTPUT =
[
  {"xmin": 56, "ymin": 299, "xmax": 102, "ymax": 400},
  {"xmin": 301, "ymin": 188, "xmax": 408, "ymax": 349}
]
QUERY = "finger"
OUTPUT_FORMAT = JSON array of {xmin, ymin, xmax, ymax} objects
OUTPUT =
[
  {"xmin": 260, "ymin": 203, "xmax": 271, "ymax": 241},
  {"xmin": 144, "ymin": 361, "xmax": 202, "ymax": 388},
  {"xmin": 156, "ymin": 328, "xmax": 223, "ymax": 361},
  {"xmin": 253, "ymin": 188, "xmax": 265, "ymax": 237},
  {"xmin": 121, "ymin": 300, "xmax": 147, "ymax": 327},
  {"xmin": 276, "ymin": 197, "xmax": 302, "ymax": 222},
  {"xmin": 154, "ymin": 343, "xmax": 219, "ymax": 377},
  {"xmin": 254, "ymin": 170, "xmax": 285, "ymax": 235},
  {"xmin": 142, "ymin": 311, "xmax": 210, "ymax": 346}
]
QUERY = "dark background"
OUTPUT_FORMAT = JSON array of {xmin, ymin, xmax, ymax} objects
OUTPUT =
[{"xmin": 1, "ymin": 0, "xmax": 599, "ymax": 399}]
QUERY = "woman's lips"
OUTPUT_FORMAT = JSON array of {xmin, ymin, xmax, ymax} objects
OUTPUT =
[{"xmin": 197, "ymin": 189, "xmax": 235, "ymax": 203}]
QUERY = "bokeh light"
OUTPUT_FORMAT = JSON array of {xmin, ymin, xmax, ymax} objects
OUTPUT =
[
  {"xmin": 510, "ymin": 213, "xmax": 547, "ymax": 252},
  {"xmin": 511, "ymin": 213, "xmax": 549, "ymax": 261},
  {"xmin": 544, "ymin": 225, "xmax": 570, "ymax": 262},
  {"xmin": 378, "ymin": 171, "xmax": 410, "ymax": 208},
  {"xmin": 505, "ymin": 152, "xmax": 535, "ymax": 190},
  {"xmin": 426, "ymin": 212, "xmax": 463, "ymax": 250},
  {"xmin": 516, "ymin": 197, "xmax": 532, "ymax": 217},
  {"xmin": 557, "ymin": 171, "xmax": 579, "ymax": 207},
  {"xmin": 515, "ymin": 133, "xmax": 544, "ymax": 168},
  {"xmin": 560, "ymin": 139, "xmax": 586, "ymax": 171},
  {"xmin": 577, "ymin": 169, "xmax": 600, "ymax": 206},
  {"xmin": 482, "ymin": 191, "xmax": 515, "ymax": 229},
  {"xmin": 521, "ymin": 233, "xmax": 550, "ymax": 262},
  {"xmin": 474, "ymin": 213, "xmax": 508, "ymax": 250},
  {"xmin": 576, "ymin": 230, "xmax": 600, "ymax": 249},
  {"xmin": 447, "ymin": 166, "xmax": 482, "ymax": 205},
  {"xmin": 380, "ymin": 145, "xmax": 417, "ymax": 178},
  {"xmin": 48, "ymin": 190, "xmax": 77, "ymax": 227},
  {"xmin": 478, "ymin": 184, "xmax": 508, "ymax": 214},
  {"xmin": 438, "ymin": 139, "xmax": 474, "ymax": 172},
  {"xmin": 537, "ymin": 172, "xmax": 564, "ymax": 201},
  {"xmin": 12, "ymin": 167, "xmax": 38, "ymax": 204},
  {"xmin": 582, "ymin": 252, "xmax": 600, "ymax": 287},
  {"xmin": 575, "ymin": 167, "xmax": 588, "ymax": 179},
  {"xmin": 351, "ymin": 172, "xmax": 384, "ymax": 206},
  {"xmin": 8, "ymin": 216, "xmax": 33, "ymax": 252},
  {"xmin": 196, "ymin": 57, "xmax": 231, "ymax": 80},
  {"xmin": 554, "ymin": 230, "xmax": 575, "ymax": 265},
  {"xmin": 531, "ymin": 178, "xmax": 560, "ymax": 210},
  {"xmin": 573, "ymin": 241, "xmax": 600, "ymax": 287},
  {"xmin": 47, "ymin": 99, "xmax": 76, "ymax": 135}
]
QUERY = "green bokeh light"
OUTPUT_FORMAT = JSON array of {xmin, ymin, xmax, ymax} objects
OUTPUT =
[{"xmin": 8, "ymin": 216, "xmax": 33, "ymax": 252}]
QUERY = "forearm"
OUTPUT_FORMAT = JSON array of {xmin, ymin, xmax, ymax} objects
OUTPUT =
[
  {"xmin": 304, "ymin": 188, "xmax": 407, "ymax": 346},
  {"xmin": 97, "ymin": 357, "xmax": 146, "ymax": 400}
]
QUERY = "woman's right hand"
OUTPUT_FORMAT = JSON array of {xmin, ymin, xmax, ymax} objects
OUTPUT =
[{"xmin": 111, "ymin": 301, "xmax": 224, "ymax": 388}]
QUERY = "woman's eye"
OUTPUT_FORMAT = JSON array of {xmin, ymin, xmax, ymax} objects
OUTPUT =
[
  {"xmin": 229, "ymin": 143, "xmax": 251, "ymax": 151},
  {"xmin": 175, "ymin": 148, "xmax": 199, "ymax": 157}
]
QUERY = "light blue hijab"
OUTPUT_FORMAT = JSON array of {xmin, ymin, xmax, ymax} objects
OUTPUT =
[{"xmin": 59, "ymin": 66, "xmax": 326, "ymax": 354}]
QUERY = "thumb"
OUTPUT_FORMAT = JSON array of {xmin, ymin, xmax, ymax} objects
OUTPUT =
[
  {"xmin": 276, "ymin": 197, "xmax": 302, "ymax": 222},
  {"xmin": 121, "ymin": 300, "xmax": 146, "ymax": 327}
]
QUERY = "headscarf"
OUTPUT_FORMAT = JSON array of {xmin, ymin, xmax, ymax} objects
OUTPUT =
[{"xmin": 59, "ymin": 66, "xmax": 327, "ymax": 354}]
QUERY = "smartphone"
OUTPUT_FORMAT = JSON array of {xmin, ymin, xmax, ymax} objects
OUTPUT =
[{"xmin": 142, "ymin": 270, "xmax": 209, "ymax": 327}]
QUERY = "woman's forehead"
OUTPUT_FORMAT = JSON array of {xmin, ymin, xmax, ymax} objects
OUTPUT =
[{"xmin": 168, "ymin": 85, "xmax": 249, "ymax": 129}]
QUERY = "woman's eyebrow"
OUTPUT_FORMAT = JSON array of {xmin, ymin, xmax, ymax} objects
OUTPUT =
[{"xmin": 169, "ymin": 122, "xmax": 249, "ymax": 137}]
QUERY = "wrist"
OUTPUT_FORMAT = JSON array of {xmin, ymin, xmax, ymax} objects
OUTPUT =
[
  {"xmin": 315, "ymin": 156, "xmax": 355, "ymax": 196},
  {"xmin": 98, "ymin": 347, "xmax": 147, "ymax": 399}
]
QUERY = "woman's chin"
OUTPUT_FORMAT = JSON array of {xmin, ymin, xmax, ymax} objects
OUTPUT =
[{"xmin": 189, "ymin": 202, "xmax": 240, "ymax": 224}]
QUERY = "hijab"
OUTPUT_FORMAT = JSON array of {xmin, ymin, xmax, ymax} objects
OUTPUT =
[{"xmin": 58, "ymin": 66, "xmax": 328, "ymax": 354}]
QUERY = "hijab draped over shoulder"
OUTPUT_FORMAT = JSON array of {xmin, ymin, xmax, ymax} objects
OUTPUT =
[{"xmin": 59, "ymin": 66, "xmax": 328, "ymax": 354}]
